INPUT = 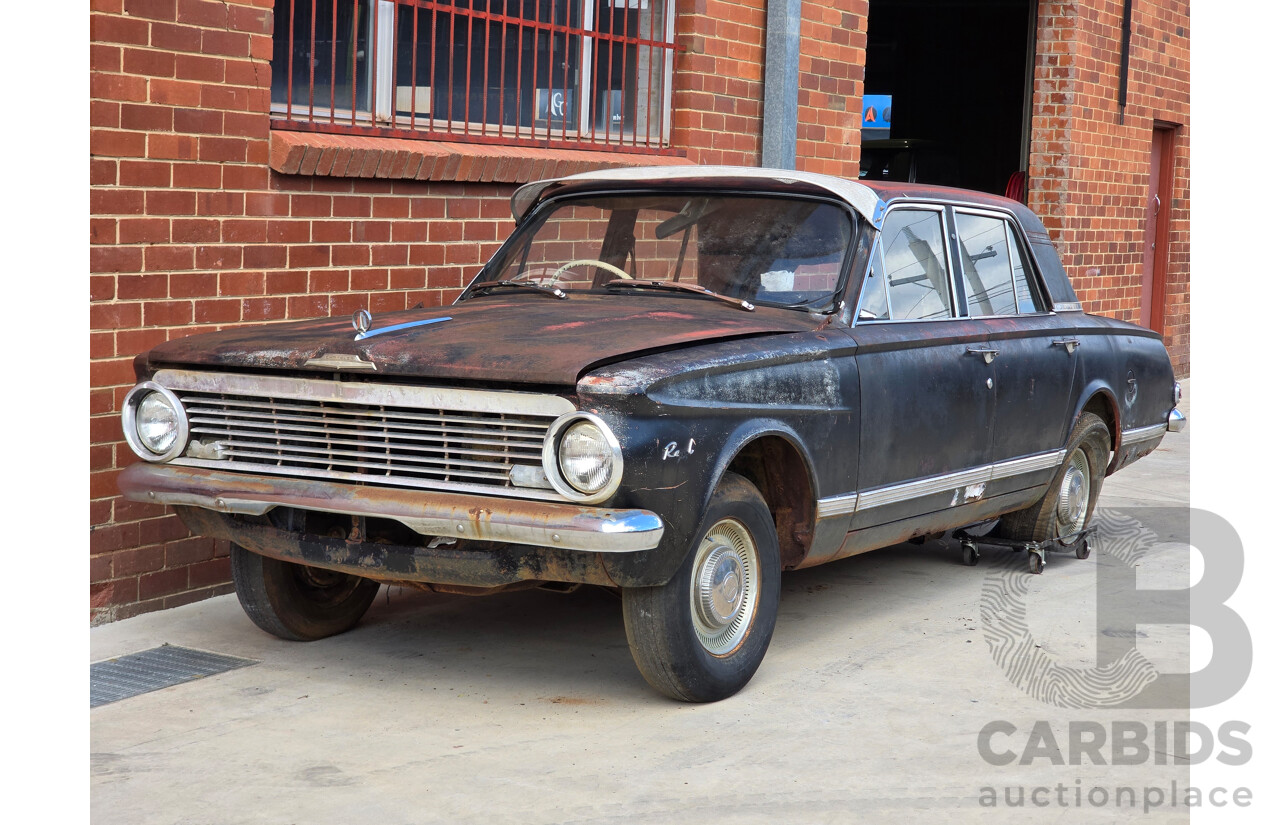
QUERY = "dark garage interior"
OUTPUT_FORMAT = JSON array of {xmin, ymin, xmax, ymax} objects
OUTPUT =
[{"xmin": 864, "ymin": 0, "xmax": 1035, "ymax": 196}]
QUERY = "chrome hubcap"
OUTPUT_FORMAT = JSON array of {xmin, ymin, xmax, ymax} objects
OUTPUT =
[
  {"xmin": 697, "ymin": 546, "xmax": 745, "ymax": 627},
  {"xmin": 1056, "ymin": 449, "xmax": 1090, "ymax": 534},
  {"xmin": 689, "ymin": 519, "xmax": 759, "ymax": 656}
]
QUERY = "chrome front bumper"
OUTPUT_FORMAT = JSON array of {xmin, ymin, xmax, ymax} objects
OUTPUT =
[
  {"xmin": 119, "ymin": 463, "xmax": 664, "ymax": 553},
  {"xmin": 1167, "ymin": 408, "xmax": 1187, "ymax": 433}
]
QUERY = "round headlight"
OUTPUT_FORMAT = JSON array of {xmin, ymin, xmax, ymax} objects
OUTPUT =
[
  {"xmin": 138, "ymin": 392, "xmax": 180, "ymax": 454},
  {"xmin": 122, "ymin": 383, "xmax": 189, "ymax": 462},
  {"xmin": 559, "ymin": 421, "xmax": 614, "ymax": 494},
  {"xmin": 543, "ymin": 413, "xmax": 623, "ymax": 502}
]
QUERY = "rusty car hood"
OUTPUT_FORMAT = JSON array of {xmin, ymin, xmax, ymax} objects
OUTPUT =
[{"xmin": 142, "ymin": 295, "xmax": 826, "ymax": 386}]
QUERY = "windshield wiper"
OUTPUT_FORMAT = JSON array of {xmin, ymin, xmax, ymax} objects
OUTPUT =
[
  {"xmin": 604, "ymin": 279, "xmax": 755, "ymax": 312},
  {"xmin": 466, "ymin": 280, "xmax": 568, "ymax": 300}
]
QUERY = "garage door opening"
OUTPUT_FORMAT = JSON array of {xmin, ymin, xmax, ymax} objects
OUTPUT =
[{"xmin": 862, "ymin": 0, "xmax": 1035, "ymax": 196}]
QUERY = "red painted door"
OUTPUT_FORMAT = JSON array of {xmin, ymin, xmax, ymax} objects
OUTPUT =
[{"xmin": 1140, "ymin": 124, "xmax": 1176, "ymax": 333}]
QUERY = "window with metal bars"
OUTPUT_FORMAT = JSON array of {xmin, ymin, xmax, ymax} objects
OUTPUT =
[{"xmin": 270, "ymin": 0, "xmax": 677, "ymax": 152}]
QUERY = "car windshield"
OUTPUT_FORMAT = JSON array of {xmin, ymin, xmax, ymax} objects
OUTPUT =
[{"xmin": 469, "ymin": 193, "xmax": 855, "ymax": 310}]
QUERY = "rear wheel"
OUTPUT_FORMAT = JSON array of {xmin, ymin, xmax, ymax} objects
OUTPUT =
[
  {"xmin": 230, "ymin": 545, "xmax": 380, "ymax": 641},
  {"xmin": 622, "ymin": 473, "xmax": 781, "ymax": 702},
  {"xmin": 997, "ymin": 412, "xmax": 1110, "ymax": 549}
]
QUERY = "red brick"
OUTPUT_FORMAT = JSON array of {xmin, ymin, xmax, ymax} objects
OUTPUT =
[
  {"xmin": 172, "ymin": 218, "xmax": 221, "ymax": 243},
  {"xmin": 144, "ymin": 300, "xmax": 193, "ymax": 327},
  {"xmin": 91, "ymin": 246, "xmax": 144, "ymax": 274},
  {"xmin": 170, "ymin": 272, "xmax": 217, "ymax": 297},
  {"xmin": 91, "ymin": 218, "xmax": 118, "ymax": 245},
  {"xmin": 91, "ymin": 129, "xmax": 147, "ymax": 158}
]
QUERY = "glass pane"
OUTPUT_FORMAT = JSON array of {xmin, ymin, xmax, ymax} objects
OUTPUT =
[
  {"xmin": 858, "ymin": 249, "xmax": 890, "ymax": 320},
  {"xmin": 955, "ymin": 212, "xmax": 1017, "ymax": 316},
  {"xmin": 483, "ymin": 194, "xmax": 852, "ymax": 309},
  {"xmin": 1008, "ymin": 226, "xmax": 1042, "ymax": 313},
  {"xmin": 272, "ymin": 0, "xmax": 372, "ymax": 117},
  {"xmin": 881, "ymin": 210, "xmax": 953, "ymax": 320}
]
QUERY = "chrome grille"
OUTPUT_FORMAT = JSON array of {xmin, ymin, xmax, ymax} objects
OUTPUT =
[{"xmin": 157, "ymin": 370, "xmax": 572, "ymax": 498}]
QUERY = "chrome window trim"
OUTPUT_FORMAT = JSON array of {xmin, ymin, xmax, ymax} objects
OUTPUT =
[
  {"xmin": 853, "ymin": 203, "xmax": 959, "ymax": 324},
  {"xmin": 950, "ymin": 205, "xmax": 1051, "ymax": 318},
  {"xmin": 815, "ymin": 449, "xmax": 1066, "ymax": 517},
  {"xmin": 1053, "ymin": 301, "xmax": 1083, "ymax": 313},
  {"xmin": 153, "ymin": 370, "xmax": 575, "ymax": 418}
]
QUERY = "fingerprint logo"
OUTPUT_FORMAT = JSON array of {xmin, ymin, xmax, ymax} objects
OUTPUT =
[{"xmin": 980, "ymin": 510, "xmax": 1160, "ymax": 708}]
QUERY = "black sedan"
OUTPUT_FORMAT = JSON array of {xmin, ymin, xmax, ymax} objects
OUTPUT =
[{"xmin": 118, "ymin": 166, "xmax": 1186, "ymax": 702}]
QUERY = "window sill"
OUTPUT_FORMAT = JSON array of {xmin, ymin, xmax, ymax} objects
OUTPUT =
[{"xmin": 268, "ymin": 130, "xmax": 692, "ymax": 184}]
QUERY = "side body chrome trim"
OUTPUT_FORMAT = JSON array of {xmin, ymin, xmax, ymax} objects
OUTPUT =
[
  {"xmin": 815, "ymin": 493, "xmax": 859, "ymax": 519},
  {"xmin": 815, "ymin": 449, "xmax": 1066, "ymax": 517},
  {"xmin": 1052, "ymin": 301, "xmax": 1083, "ymax": 312},
  {"xmin": 1120, "ymin": 421, "xmax": 1169, "ymax": 447}
]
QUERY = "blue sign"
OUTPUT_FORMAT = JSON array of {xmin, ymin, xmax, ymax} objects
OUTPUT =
[{"xmin": 862, "ymin": 94, "xmax": 892, "ymax": 130}]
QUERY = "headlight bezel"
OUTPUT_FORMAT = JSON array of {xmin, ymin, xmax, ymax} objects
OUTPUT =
[
  {"xmin": 542, "ymin": 412, "xmax": 623, "ymax": 503},
  {"xmin": 122, "ymin": 382, "xmax": 189, "ymax": 463}
]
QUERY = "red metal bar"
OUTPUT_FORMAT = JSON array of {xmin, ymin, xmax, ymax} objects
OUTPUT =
[
  {"xmin": 515, "ymin": 5, "xmax": 524, "ymax": 139},
  {"xmin": 308, "ymin": 0, "xmax": 318, "ymax": 120},
  {"xmin": 482, "ymin": 2, "xmax": 491, "ymax": 137},
  {"xmin": 604, "ymin": 1, "xmax": 615, "ymax": 144},
  {"xmin": 560, "ymin": 2, "xmax": 569, "ymax": 142},
  {"xmin": 350, "ymin": 0, "xmax": 359, "ymax": 125},
  {"xmin": 465, "ymin": 3, "xmax": 475, "ymax": 134},
  {"xmin": 286, "ymin": 0, "xmax": 295, "ymax": 116},
  {"xmin": 532, "ymin": 0, "xmax": 542, "ymax": 139},
  {"xmin": 370, "ymin": 0, "xmax": 380, "ymax": 124},
  {"xmin": 329, "ymin": 0, "xmax": 338, "ymax": 122},
  {"xmin": 498, "ymin": 6, "xmax": 507, "ymax": 136},
  {"xmin": 447, "ymin": 2, "xmax": 456, "ymax": 131},
  {"xmin": 647, "ymin": 0, "xmax": 656, "ymax": 147},
  {"xmin": 409, "ymin": 2, "xmax": 418, "ymax": 128},
  {"xmin": 390, "ymin": 1, "xmax": 399, "ymax": 126},
  {"xmin": 429, "ymin": 1, "xmax": 437, "ymax": 131}
]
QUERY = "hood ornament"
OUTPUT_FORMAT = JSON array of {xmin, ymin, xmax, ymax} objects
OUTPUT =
[{"xmin": 351, "ymin": 308, "xmax": 453, "ymax": 341}]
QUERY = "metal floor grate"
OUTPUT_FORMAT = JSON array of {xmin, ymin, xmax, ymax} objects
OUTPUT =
[{"xmin": 91, "ymin": 644, "xmax": 257, "ymax": 708}]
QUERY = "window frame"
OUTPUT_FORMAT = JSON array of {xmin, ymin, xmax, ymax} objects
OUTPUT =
[
  {"xmin": 269, "ymin": 0, "xmax": 679, "ymax": 153},
  {"xmin": 853, "ymin": 200, "xmax": 1054, "ymax": 325}
]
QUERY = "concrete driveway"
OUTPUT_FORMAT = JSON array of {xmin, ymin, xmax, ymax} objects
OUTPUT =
[{"xmin": 92, "ymin": 384, "xmax": 1192, "ymax": 824}]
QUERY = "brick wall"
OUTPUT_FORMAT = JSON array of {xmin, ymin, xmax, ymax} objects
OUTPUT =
[{"xmin": 1027, "ymin": 0, "xmax": 1190, "ymax": 374}]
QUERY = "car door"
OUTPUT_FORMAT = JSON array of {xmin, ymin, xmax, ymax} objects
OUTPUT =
[
  {"xmin": 950, "ymin": 208, "xmax": 1077, "ymax": 500},
  {"xmin": 845, "ymin": 205, "xmax": 996, "ymax": 529}
]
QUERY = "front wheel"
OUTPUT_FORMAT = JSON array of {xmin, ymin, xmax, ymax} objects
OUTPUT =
[
  {"xmin": 230, "ymin": 545, "xmax": 380, "ymax": 641},
  {"xmin": 621, "ymin": 473, "xmax": 781, "ymax": 702}
]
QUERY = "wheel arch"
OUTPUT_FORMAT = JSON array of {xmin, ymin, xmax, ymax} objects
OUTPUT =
[
  {"xmin": 1073, "ymin": 384, "xmax": 1121, "ymax": 473},
  {"xmin": 717, "ymin": 427, "xmax": 819, "ymax": 571}
]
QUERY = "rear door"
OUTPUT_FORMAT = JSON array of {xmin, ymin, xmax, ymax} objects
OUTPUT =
[{"xmin": 951, "ymin": 207, "xmax": 1077, "ymax": 500}]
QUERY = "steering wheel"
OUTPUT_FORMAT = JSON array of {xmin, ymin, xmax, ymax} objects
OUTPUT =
[{"xmin": 552, "ymin": 258, "xmax": 632, "ymax": 282}]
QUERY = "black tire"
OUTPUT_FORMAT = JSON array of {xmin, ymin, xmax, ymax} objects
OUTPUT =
[
  {"xmin": 621, "ymin": 472, "xmax": 781, "ymax": 702},
  {"xmin": 996, "ymin": 412, "xmax": 1111, "ymax": 548},
  {"xmin": 230, "ymin": 545, "xmax": 380, "ymax": 641}
]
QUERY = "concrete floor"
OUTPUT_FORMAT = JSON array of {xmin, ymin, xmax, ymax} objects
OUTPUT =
[{"xmin": 92, "ymin": 384, "xmax": 1192, "ymax": 824}]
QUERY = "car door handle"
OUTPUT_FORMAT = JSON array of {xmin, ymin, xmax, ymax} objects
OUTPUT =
[
  {"xmin": 966, "ymin": 347, "xmax": 999, "ymax": 364},
  {"xmin": 1052, "ymin": 338, "xmax": 1081, "ymax": 354}
]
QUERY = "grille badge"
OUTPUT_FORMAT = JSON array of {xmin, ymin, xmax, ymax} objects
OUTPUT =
[{"xmin": 303, "ymin": 352, "xmax": 378, "ymax": 371}]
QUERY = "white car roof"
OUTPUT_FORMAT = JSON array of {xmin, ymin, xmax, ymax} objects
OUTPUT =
[{"xmin": 511, "ymin": 165, "xmax": 883, "ymax": 223}]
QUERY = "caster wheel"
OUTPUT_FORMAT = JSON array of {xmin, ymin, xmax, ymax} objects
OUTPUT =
[
  {"xmin": 1075, "ymin": 539, "xmax": 1091, "ymax": 560},
  {"xmin": 961, "ymin": 543, "xmax": 979, "ymax": 566},
  {"xmin": 1028, "ymin": 553, "xmax": 1045, "ymax": 575}
]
